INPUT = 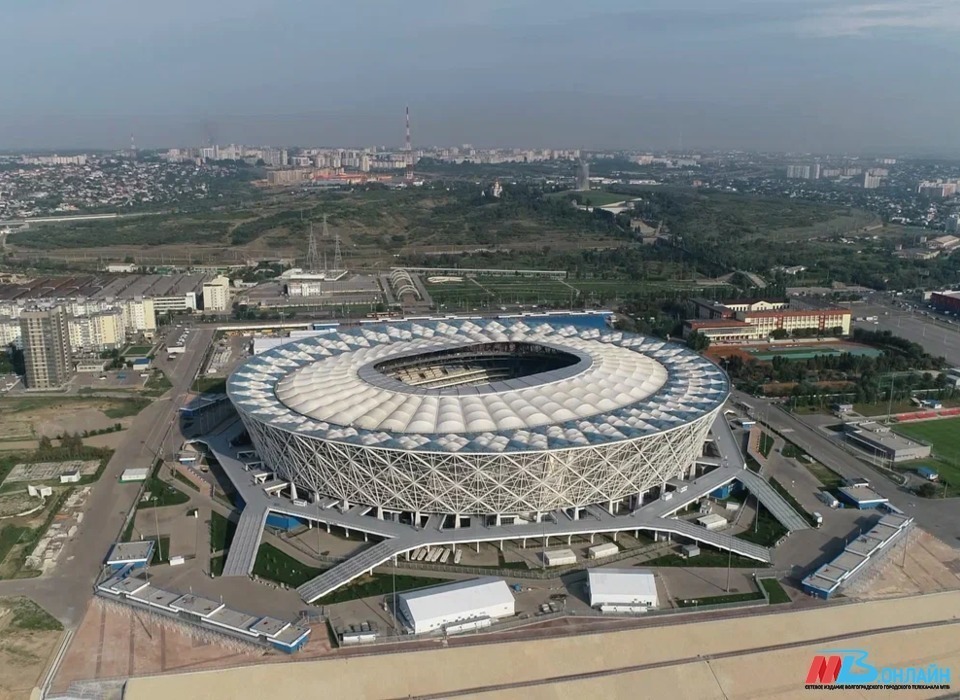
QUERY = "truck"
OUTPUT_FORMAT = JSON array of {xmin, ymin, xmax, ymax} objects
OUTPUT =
[
  {"xmin": 818, "ymin": 491, "xmax": 839, "ymax": 508},
  {"xmin": 812, "ymin": 511, "xmax": 823, "ymax": 527}
]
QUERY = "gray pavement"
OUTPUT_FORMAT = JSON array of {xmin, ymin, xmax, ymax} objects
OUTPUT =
[
  {"xmin": 0, "ymin": 326, "xmax": 215, "ymax": 626},
  {"xmin": 853, "ymin": 298, "xmax": 960, "ymax": 367},
  {"xmin": 733, "ymin": 389, "xmax": 960, "ymax": 549},
  {"xmin": 201, "ymin": 415, "xmax": 787, "ymax": 604}
]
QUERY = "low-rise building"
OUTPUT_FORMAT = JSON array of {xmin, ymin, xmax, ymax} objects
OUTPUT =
[
  {"xmin": 396, "ymin": 577, "xmax": 515, "ymax": 634},
  {"xmin": 587, "ymin": 568, "xmax": 659, "ymax": 611},
  {"xmin": 843, "ymin": 422, "xmax": 931, "ymax": 463}
]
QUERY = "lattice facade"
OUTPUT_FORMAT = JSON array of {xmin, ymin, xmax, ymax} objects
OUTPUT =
[{"xmin": 240, "ymin": 407, "xmax": 718, "ymax": 515}]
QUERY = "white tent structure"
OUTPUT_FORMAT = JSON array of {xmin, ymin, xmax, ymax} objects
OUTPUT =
[
  {"xmin": 397, "ymin": 577, "xmax": 514, "ymax": 634},
  {"xmin": 587, "ymin": 568, "xmax": 659, "ymax": 611}
]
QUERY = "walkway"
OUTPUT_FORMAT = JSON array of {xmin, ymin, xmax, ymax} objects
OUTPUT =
[
  {"xmin": 736, "ymin": 469, "xmax": 810, "ymax": 532},
  {"xmin": 205, "ymin": 414, "xmax": 774, "ymax": 604}
]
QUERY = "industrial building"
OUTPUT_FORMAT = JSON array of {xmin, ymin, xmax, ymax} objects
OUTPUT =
[
  {"xmin": 930, "ymin": 290, "xmax": 960, "ymax": 315},
  {"xmin": 587, "ymin": 568, "xmax": 659, "ymax": 611},
  {"xmin": 802, "ymin": 514, "xmax": 912, "ymax": 599},
  {"xmin": 20, "ymin": 306, "xmax": 74, "ymax": 389},
  {"xmin": 396, "ymin": 577, "xmax": 515, "ymax": 634},
  {"xmin": 843, "ymin": 422, "xmax": 931, "ymax": 463}
]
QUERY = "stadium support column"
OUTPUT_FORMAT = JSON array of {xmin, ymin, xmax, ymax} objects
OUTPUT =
[
  {"xmin": 289, "ymin": 482, "xmax": 298, "ymax": 501},
  {"xmin": 376, "ymin": 506, "xmax": 383, "ymax": 520},
  {"xmin": 608, "ymin": 500, "xmax": 615, "ymax": 515}
]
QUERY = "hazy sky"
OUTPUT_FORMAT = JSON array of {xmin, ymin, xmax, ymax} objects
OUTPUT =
[{"xmin": 1, "ymin": 0, "xmax": 956, "ymax": 152}]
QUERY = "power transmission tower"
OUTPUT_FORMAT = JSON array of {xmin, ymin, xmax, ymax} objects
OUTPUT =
[{"xmin": 307, "ymin": 221, "xmax": 320, "ymax": 273}]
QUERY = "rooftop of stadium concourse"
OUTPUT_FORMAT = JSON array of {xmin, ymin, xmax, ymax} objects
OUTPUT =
[{"xmin": 204, "ymin": 412, "xmax": 808, "ymax": 602}]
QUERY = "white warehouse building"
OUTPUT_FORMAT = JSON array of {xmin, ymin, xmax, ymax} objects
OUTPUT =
[
  {"xmin": 397, "ymin": 577, "xmax": 515, "ymax": 634},
  {"xmin": 587, "ymin": 569, "xmax": 659, "ymax": 611}
]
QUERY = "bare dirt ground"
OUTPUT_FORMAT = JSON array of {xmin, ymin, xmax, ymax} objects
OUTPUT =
[
  {"xmin": 50, "ymin": 600, "xmax": 333, "ymax": 694},
  {"xmin": 847, "ymin": 529, "xmax": 960, "ymax": 600},
  {"xmin": 0, "ymin": 600, "xmax": 63, "ymax": 700},
  {"xmin": 0, "ymin": 400, "xmax": 130, "ymax": 442}
]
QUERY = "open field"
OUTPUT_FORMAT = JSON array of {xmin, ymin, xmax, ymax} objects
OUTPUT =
[
  {"xmin": 0, "ymin": 598, "xmax": 63, "ymax": 700},
  {"xmin": 894, "ymin": 417, "xmax": 960, "ymax": 490},
  {"xmin": 8, "ymin": 186, "xmax": 632, "ymax": 269},
  {"xmin": 0, "ymin": 396, "xmax": 146, "ymax": 443},
  {"xmin": 427, "ymin": 273, "xmax": 729, "ymax": 309}
]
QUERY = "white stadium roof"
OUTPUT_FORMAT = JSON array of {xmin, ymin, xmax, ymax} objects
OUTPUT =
[{"xmin": 227, "ymin": 318, "xmax": 728, "ymax": 454}]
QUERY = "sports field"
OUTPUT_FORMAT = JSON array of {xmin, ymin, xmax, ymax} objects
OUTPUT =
[
  {"xmin": 894, "ymin": 417, "xmax": 960, "ymax": 492},
  {"xmin": 746, "ymin": 343, "xmax": 881, "ymax": 361}
]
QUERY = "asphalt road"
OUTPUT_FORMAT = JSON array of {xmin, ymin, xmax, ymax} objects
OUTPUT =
[
  {"xmin": 853, "ymin": 298, "xmax": 960, "ymax": 367},
  {"xmin": 0, "ymin": 326, "xmax": 214, "ymax": 626},
  {"xmin": 733, "ymin": 389, "xmax": 960, "ymax": 549}
]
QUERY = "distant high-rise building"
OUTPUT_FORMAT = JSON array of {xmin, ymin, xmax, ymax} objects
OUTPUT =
[
  {"xmin": 576, "ymin": 159, "xmax": 590, "ymax": 191},
  {"xmin": 810, "ymin": 163, "xmax": 821, "ymax": 180},
  {"xmin": 863, "ymin": 173, "xmax": 882, "ymax": 189},
  {"xmin": 786, "ymin": 164, "xmax": 812, "ymax": 179},
  {"xmin": 20, "ymin": 306, "xmax": 73, "ymax": 389},
  {"xmin": 202, "ymin": 276, "xmax": 231, "ymax": 312}
]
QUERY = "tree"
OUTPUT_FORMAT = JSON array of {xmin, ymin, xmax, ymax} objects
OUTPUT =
[
  {"xmin": 686, "ymin": 331, "xmax": 710, "ymax": 353},
  {"xmin": 769, "ymin": 328, "xmax": 789, "ymax": 340},
  {"xmin": 917, "ymin": 482, "xmax": 938, "ymax": 498}
]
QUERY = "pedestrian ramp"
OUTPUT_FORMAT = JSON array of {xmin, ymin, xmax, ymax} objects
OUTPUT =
[
  {"xmin": 297, "ymin": 538, "xmax": 412, "ymax": 603},
  {"xmin": 221, "ymin": 505, "xmax": 269, "ymax": 577},
  {"xmin": 646, "ymin": 517, "xmax": 772, "ymax": 563},
  {"xmin": 735, "ymin": 469, "xmax": 811, "ymax": 532}
]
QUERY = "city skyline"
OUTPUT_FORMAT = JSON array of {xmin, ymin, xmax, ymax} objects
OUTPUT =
[{"xmin": 2, "ymin": 1, "xmax": 959, "ymax": 153}]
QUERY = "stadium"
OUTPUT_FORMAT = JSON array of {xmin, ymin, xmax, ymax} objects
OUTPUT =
[{"xmin": 227, "ymin": 317, "xmax": 729, "ymax": 522}]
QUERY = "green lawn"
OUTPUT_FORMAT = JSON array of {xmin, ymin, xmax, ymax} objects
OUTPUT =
[
  {"xmin": 123, "ymin": 345, "xmax": 155, "ymax": 357},
  {"xmin": 2, "ymin": 597, "xmax": 62, "ymax": 631},
  {"xmin": 801, "ymin": 460, "xmax": 845, "ymax": 489},
  {"xmin": 210, "ymin": 555, "xmax": 224, "ymax": 576},
  {"xmin": 0, "ymin": 525, "xmax": 30, "ymax": 568},
  {"xmin": 735, "ymin": 505, "xmax": 788, "ymax": 547},
  {"xmin": 103, "ymin": 397, "xmax": 152, "ymax": 419},
  {"xmin": 760, "ymin": 578, "xmax": 791, "ymax": 604},
  {"xmin": 210, "ymin": 512, "xmax": 236, "ymax": 553},
  {"xmin": 641, "ymin": 548, "xmax": 769, "ymax": 569},
  {"xmin": 173, "ymin": 470, "xmax": 201, "ymax": 492},
  {"xmin": 193, "ymin": 377, "xmax": 227, "ymax": 394},
  {"xmin": 253, "ymin": 543, "xmax": 324, "ymax": 587},
  {"xmin": 141, "ymin": 536, "xmax": 171, "ymax": 565},
  {"xmin": 314, "ymin": 573, "xmax": 450, "ymax": 606},
  {"xmin": 138, "ymin": 477, "xmax": 191, "ymax": 509},
  {"xmin": 894, "ymin": 418, "xmax": 960, "ymax": 495},
  {"xmin": 143, "ymin": 370, "xmax": 173, "ymax": 397},
  {"xmin": 758, "ymin": 432, "xmax": 774, "ymax": 458}
]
